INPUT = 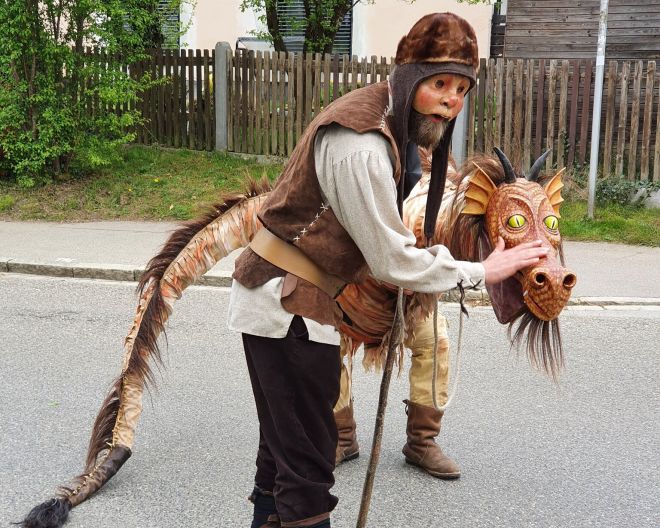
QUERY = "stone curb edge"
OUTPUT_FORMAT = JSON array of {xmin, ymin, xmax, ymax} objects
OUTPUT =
[
  {"xmin": 2, "ymin": 258, "xmax": 659, "ymax": 307},
  {"xmin": 1, "ymin": 258, "xmax": 234, "ymax": 287}
]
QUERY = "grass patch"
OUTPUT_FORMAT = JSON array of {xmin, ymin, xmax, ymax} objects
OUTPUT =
[
  {"xmin": 0, "ymin": 146, "xmax": 283, "ymax": 222},
  {"xmin": 0, "ymin": 194, "xmax": 16, "ymax": 212},
  {"xmin": 1, "ymin": 146, "xmax": 658, "ymax": 247},
  {"xmin": 560, "ymin": 200, "xmax": 660, "ymax": 246}
]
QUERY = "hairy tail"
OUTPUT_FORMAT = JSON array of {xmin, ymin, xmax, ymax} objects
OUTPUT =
[{"xmin": 21, "ymin": 178, "xmax": 271, "ymax": 528}]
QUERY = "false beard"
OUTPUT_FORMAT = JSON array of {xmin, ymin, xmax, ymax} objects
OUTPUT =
[{"xmin": 408, "ymin": 110, "xmax": 448, "ymax": 150}]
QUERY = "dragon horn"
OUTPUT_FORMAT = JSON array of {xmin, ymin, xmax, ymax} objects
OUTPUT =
[
  {"xmin": 526, "ymin": 150, "xmax": 551, "ymax": 182},
  {"xmin": 20, "ymin": 178, "xmax": 272, "ymax": 528},
  {"xmin": 493, "ymin": 147, "xmax": 517, "ymax": 184}
]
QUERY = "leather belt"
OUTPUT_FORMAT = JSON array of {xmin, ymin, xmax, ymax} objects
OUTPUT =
[{"xmin": 249, "ymin": 228, "xmax": 346, "ymax": 299}]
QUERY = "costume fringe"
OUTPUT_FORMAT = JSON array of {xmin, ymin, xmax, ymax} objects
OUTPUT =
[{"xmin": 20, "ymin": 498, "xmax": 71, "ymax": 528}]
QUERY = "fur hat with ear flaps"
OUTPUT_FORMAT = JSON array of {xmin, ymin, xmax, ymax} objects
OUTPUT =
[{"xmin": 389, "ymin": 13, "xmax": 478, "ymax": 241}]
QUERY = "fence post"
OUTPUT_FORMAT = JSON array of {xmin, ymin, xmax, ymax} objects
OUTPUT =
[
  {"xmin": 215, "ymin": 42, "xmax": 231, "ymax": 151},
  {"xmin": 452, "ymin": 92, "xmax": 469, "ymax": 166}
]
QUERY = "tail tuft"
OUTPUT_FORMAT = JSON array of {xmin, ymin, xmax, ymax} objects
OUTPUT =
[{"xmin": 19, "ymin": 498, "xmax": 71, "ymax": 528}]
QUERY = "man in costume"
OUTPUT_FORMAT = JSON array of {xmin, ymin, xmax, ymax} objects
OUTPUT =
[
  {"xmin": 334, "ymin": 151, "xmax": 462, "ymax": 479},
  {"xmin": 229, "ymin": 13, "xmax": 549, "ymax": 528}
]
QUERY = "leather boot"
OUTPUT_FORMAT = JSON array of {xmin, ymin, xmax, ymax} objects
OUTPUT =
[
  {"xmin": 334, "ymin": 403, "xmax": 359, "ymax": 465},
  {"xmin": 402, "ymin": 399, "xmax": 460, "ymax": 479}
]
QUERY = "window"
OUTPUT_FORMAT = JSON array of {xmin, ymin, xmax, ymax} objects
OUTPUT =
[{"xmin": 276, "ymin": 0, "xmax": 353, "ymax": 55}]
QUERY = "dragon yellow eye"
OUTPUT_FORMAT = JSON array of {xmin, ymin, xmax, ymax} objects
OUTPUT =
[
  {"xmin": 507, "ymin": 214, "xmax": 526, "ymax": 229},
  {"xmin": 544, "ymin": 215, "xmax": 559, "ymax": 230}
]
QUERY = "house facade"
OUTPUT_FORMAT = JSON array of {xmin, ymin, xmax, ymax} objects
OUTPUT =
[{"xmin": 179, "ymin": 0, "xmax": 494, "ymax": 59}]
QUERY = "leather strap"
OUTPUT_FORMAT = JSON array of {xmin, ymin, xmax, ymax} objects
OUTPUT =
[{"xmin": 249, "ymin": 228, "xmax": 346, "ymax": 299}]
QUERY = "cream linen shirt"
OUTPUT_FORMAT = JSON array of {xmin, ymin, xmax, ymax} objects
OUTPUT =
[{"xmin": 227, "ymin": 124, "xmax": 485, "ymax": 345}]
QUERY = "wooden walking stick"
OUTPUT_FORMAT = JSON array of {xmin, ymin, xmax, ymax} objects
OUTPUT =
[{"xmin": 356, "ymin": 287, "xmax": 405, "ymax": 528}]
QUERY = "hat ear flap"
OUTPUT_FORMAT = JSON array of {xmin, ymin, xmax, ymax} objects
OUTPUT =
[
  {"xmin": 544, "ymin": 167, "xmax": 566, "ymax": 217},
  {"xmin": 462, "ymin": 163, "xmax": 497, "ymax": 215}
]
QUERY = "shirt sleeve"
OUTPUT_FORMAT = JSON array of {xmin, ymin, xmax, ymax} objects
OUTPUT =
[{"xmin": 314, "ymin": 124, "xmax": 485, "ymax": 294}]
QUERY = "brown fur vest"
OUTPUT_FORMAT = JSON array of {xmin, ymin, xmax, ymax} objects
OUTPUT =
[{"xmin": 233, "ymin": 81, "xmax": 402, "ymax": 326}]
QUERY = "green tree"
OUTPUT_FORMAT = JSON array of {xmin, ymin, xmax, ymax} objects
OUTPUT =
[
  {"xmin": 0, "ymin": 0, "xmax": 189, "ymax": 187},
  {"xmin": 240, "ymin": 0, "xmax": 368, "ymax": 54}
]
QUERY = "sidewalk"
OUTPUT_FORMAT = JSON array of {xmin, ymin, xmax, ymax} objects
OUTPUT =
[{"xmin": 1, "ymin": 221, "xmax": 659, "ymax": 305}]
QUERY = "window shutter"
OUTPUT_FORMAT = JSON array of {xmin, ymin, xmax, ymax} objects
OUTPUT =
[{"xmin": 333, "ymin": 11, "xmax": 352, "ymax": 55}]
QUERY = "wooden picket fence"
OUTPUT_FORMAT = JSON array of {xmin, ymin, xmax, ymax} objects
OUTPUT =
[
  {"xmin": 102, "ymin": 47, "xmax": 660, "ymax": 181},
  {"xmin": 226, "ymin": 49, "xmax": 392, "ymax": 156},
  {"xmin": 466, "ymin": 58, "xmax": 660, "ymax": 181},
  {"xmin": 132, "ymin": 49, "xmax": 216, "ymax": 151},
  {"xmin": 225, "ymin": 50, "xmax": 660, "ymax": 181}
]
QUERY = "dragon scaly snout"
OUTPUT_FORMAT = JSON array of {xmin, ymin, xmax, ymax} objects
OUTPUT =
[{"xmin": 521, "ymin": 256, "xmax": 576, "ymax": 321}]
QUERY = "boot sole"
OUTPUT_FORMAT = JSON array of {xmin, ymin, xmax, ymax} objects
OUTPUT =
[
  {"xmin": 404, "ymin": 458, "xmax": 461, "ymax": 479},
  {"xmin": 336, "ymin": 450, "xmax": 360, "ymax": 465}
]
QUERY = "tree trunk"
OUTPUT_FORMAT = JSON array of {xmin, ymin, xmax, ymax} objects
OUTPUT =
[{"xmin": 265, "ymin": 0, "xmax": 287, "ymax": 52}]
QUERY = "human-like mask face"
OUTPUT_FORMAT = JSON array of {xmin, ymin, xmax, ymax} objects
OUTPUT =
[
  {"xmin": 412, "ymin": 73, "xmax": 469, "ymax": 120},
  {"xmin": 409, "ymin": 73, "xmax": 470, "ymax": 149}
]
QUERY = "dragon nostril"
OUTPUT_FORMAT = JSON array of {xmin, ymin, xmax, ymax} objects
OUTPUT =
[
  {"xmin": 563, "ymin": 273, "xmax": 577, "ymax": 289},
  {"xmin": 534, "ymin": 272, "xmax": 547, "ymax": 286}
]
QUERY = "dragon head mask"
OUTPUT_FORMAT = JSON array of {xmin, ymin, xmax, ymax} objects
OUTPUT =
[{"xmin": 463, "ymin": 148, "xmax": 577, "ymax": 322}]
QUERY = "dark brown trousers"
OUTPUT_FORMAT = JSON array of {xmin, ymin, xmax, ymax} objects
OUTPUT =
[{"xmin": 242, "ymin": 316, "xmax": 340, "ymax": 527}]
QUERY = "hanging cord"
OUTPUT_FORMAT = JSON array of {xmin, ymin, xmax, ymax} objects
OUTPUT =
[
  {"xmin": 432, "ymin": 281, "xmax": 469, "ymax": 412},
  {"xmin": 356, "ymin": 287, "xmax": 405, "ymax": 528}
]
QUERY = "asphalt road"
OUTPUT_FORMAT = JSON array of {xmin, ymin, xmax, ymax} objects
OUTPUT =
[{"xmin": 1, "ymin": 274, "xmax": 658, "ymax": 528}]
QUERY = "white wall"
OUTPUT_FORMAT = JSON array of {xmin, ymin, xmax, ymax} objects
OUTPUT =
[
  {"xmin": 352, "ymin": 0, "xmax": 493, "ymax": 59},
  {"xmin": 184, "ymin": 0, "xmax": 493, "ymax": 58},
  {"xmin": 181, "ymin": 0, "xmax": 266, "ymax": 49}
]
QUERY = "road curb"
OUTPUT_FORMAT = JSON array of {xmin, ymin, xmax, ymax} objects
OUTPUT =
[
  {"xmin": 1, "ymin": 259, "xmax": 234, "ymax": 287},
  {"xmin": 3, "ymin": 259, "xmax": 660, "ymax": 307}
]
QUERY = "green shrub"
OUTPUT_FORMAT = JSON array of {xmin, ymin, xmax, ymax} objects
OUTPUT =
[
  {"xmin": 595, "ymin": 177, "xmax": 660, "ymax": 206},
  {"xmin": 564, "ymin": 167, "xmax": 660, "ymax": 207},
  {"xmin": 0, "ymin": 1, "xmax": 191, "ymax": 187}
]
